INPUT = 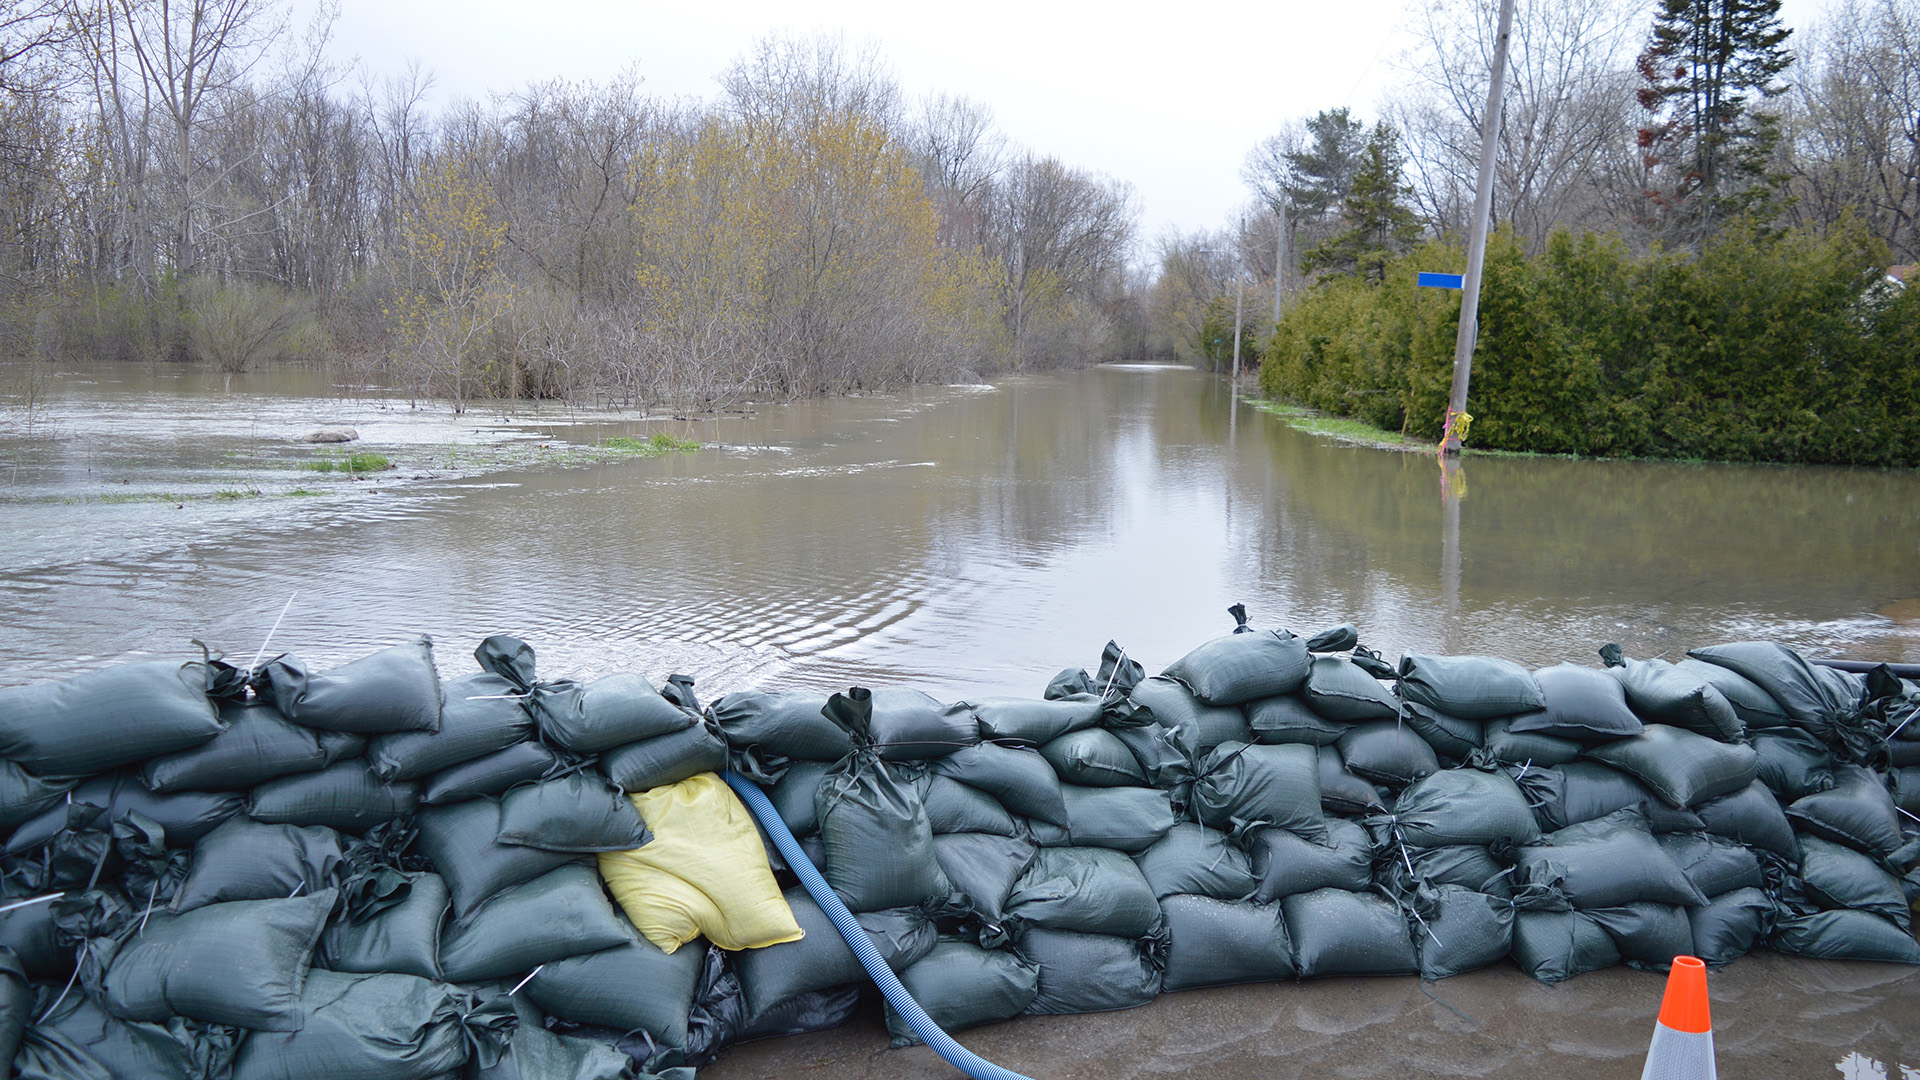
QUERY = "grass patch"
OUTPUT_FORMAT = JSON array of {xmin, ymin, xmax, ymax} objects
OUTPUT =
[
  {"xmin": 1249, "ymin": 398, "xmax": 1425, "ymax": 451},
  {"xmin": 213, "ymin": 487, "xmax": 263, "ymax": 500},
  {"xmin": 602, "ymin": 433, "xmax": 701, "ymax": 457},
  {"xmin": 304, "ymin": 450, "xmax": 392, "ymax": 473},
  {"xmin": 283, "ymin": 488, "xmax": 325, "ymax": 497}
]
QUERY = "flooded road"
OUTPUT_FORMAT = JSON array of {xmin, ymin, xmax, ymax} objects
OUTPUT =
[
  {"xmin": 2, "ymin": 360, "xmax": 1918, "ymax": 1075},
  {"xmin": 1, "ymin": 360, "xmax": 1916, "ymax": 692}
]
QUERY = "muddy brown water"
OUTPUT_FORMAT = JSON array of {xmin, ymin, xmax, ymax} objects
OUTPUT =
[{"xmin": 2, "ymin": 360, "xmax": 1918, "ymax": 1074}]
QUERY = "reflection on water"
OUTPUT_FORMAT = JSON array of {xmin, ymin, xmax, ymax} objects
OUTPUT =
[{"xmin": 2, "ymin": 362, "xmax": 1918, "ymax": 691}]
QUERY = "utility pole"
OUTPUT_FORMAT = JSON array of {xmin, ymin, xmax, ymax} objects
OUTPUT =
[
  {"xmin": 1273, "ymin": 200, "xmax": 1286, "ymax": 327},
  {"xmin": 1441, "ymin": 0, "xmax": 1517, "ymax": 455},
  {"xmin": 1231, "ymin": 216, "xmax": 1245, "ymax": 386}
]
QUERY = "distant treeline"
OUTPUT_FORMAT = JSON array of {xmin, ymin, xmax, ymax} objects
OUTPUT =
[
  {"xmin": 0, "ymin": 14, "xmax": 1137, "ymax": 409},
  {"xmin": 1260, "ymin": 221, "xmax": 1920, "ymax": 467}
]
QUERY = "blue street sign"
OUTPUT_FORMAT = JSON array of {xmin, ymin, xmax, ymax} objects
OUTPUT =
[{"xmin": 1418, "ymin": 272, "xmax": 1465, "ymax": 289}]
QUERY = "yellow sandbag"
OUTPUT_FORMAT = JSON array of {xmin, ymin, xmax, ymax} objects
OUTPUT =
[{"xmin": 598, "ymin": 772, "xmax": 803, "ymax": 954}]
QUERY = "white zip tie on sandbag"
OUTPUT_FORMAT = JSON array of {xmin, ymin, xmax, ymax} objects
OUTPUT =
[
  {"xmin": 508, "ymin": 965, "xmax": 545, "ymax": 995},
  {"xmin": 249, "ymin": 592, "xmax": 298, "ymax": 673},
  {"xmin": 0, "ymin": 892, "xmax": 62, "ymax": 916}
]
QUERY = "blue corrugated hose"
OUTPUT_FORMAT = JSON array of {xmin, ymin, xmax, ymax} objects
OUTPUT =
[{"xmin": 721, "ymin": 769, "xmax": 1038, "ymax": 1080}]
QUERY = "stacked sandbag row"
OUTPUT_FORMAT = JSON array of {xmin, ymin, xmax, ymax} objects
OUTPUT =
[{"xmin": 0, "ymin": 635, "xmax": 714, "ymax": 1080}]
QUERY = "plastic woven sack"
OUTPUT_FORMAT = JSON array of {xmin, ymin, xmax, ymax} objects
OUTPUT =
[
  {"xmin": 142, "ymin": 698, "xmax": 339, "ymax": 793},
  {"xmin": 1390, "ymin": 766, "xmax": 1540, "ymax": 848},
  {"xmin": 1061, "ymin": 783, "xmax": 1177, "ymax": 852},
  {"xmin": 1162, "ymin": 629, "xmax": 1311, "ymax": 706},
  {"xmin": 1019, "ymin": 927, "xmax": 1163, "ymax": 1014},
  {"xmin": 1479, "ymin": 717, "xmax": 1582, "ymax": 767},
  {"xmin": 1317, "ymin": 746, "xmax": 1386, "ymax": 814},
  {"xmin": 933, "ymin": 832, "xmax": 1036, "ymax": 925},
  {"xmin": 1397, "ymin": 654, "xmax": 1545, "ymax": 720},
  {"xmin": 968, "ymin": 695, "xmax": 1103, "ymax": 746},
  {"xmin": 258, "ymin": 638, "xmax": 443, "ymax": 735},
  {"xmin": 247, "ymin": 760, "xmax": 418, "ymax": 833},
  {"xmin": 1583, "ymin": 724, "xmax": 1759, "ymax": 807},
  {"xmin": 321, "ymin": 870, "xmax": 448, "ymax": 979},
  {"xmin": 1587, "ymin": 901, "xmax": 1694, "ymax": 970},
  {"xmin": 1785, "ymin": 765, "xmax": 1904, "ymax": 857},
  {"xmin": 496, "ymin": 773, "xmax": 654, "ymax": 853},
  {"xmin": 932, "ymin": 742, "xmax": 1069, "ymax": 823},
  {"xmin": 1687, "ymin": 641, "xmax": 1865, "ymax": 739},
  {"xmin": 230, "ymin": 969, "xmax": 468, "ymax": 1080},
  {"xmin": 1132, "ymin": 823, "xmax": 1257, "ymax": 900},
  {"xmin": 602, "ymin": 774, "xmax": 803, "ymax": 950},
  {"xmin": 525, "ymin": 933, "xmax": 706, "ymax": 1055},
  {"xmin": 530, "ymin": 673, "xmax": 695, "ymax": 754},
  {"xmin": 1407, "ymin": 883, "xmax": 1513, "ymax": 980},
  {"xmin": 884, "ymin": 942, "xmax": 1039, "ymax": 1046},
  {"xmin": 1771, "ymin": 909, "xmax": 1920, "ymax": 963},
  {"xmin": 731, "ymin": 889, "xmax": 862, "ymax": 1020},
  {"xmin": 1605, "ymin": 657, "xmax": 1745, "ymax": 742},
  {"xmin": 1654, "ymin": 832, "xmax": 1763, "ymax": 899},
  {"xmin": 1675, "ymin": 657, "xmax": 1793, "ymax": 729},
  {"xmin": 919, "ymin": 774, "xmax": 1019, "ymax": 837},
  {"xmin": 1133, "ymin": 676, "xmax": 1255, "ymax": 754},
  {"xmin": 1283, "ymin": 887, "xmax": 1418, "ymax": 978},
  {"xmin": 862, "ymin": 688, "xmax": 978, "ymax": 761},
  {"xmin": 1006, "ymin": 846, "xmax": 1162, "ymax": 937},
  {"xmin": 440, "ymin": 863, "xmax": 634, "ymax": 982},
  {"xmin": 598, "ymin": 716, "xmax": 729, "ymax": 793},
  {"xmin": 1694, "ymin": 780, "xmax": 1797, "ymax": 858},
  {"xmin": 6, "ymin": 774, "xmax": 243, "ymax": 853},
  {"xmin": 0, "ymin": 660, "xmax": 227, "ymax": 775},
  {"xmin": 1399, "ymin": 702, "xmax": 1484, "ymax": 760},
  {"xmin": 1513, "ymin": 808, "xmax": 1706, "ymax": 908},
  {"xmin": 102, "ymin": 888, "xmax": 335, "ymax": 1032},
  {"xmin": 1510, "ymin": 908, "xmax": 1621, "ymax": 983},
  {"xmin": 1688, "ymin": 886, "xmax": 1770, "ymax": 965},
  {"xmin": 1250, "ymin": 817, "xmax": 1373, "ymax": 901},
  {"xmin": 1751, "ymin": 728, "xmax": 1836, "ymax": 799},
  {"xmin": 1514, "ymin": 760, "xmax": 1666, "ymax": 834},
  {"xmin": 34, "ymin": 994, "xmax": 242, "ymax": 1080},
  {"xmin": 1508, "ymin": 664, "xmax": 1643, "ymax": 742},
  {"xmin": 366, "ymin": 672, "xmax": 532, "ymax": 781},
  {"xmin": 419, "ymin": 742, "xmax": 560, "ymax": 805},
  {"xmin": 1796, "ymin": 834, "xmax": 1912, "ymax": 927},
  {"xmin": 1244, "ymin": 692, "xmax": 1346, "ymax": 747},
  {"xmin": 710, "ymin": 690, "xmax": 850, "ymax": 761},
  {"xmin": 415, "ymin": 797, "xmax": 579, "ymax": 917},
  {"xmin": 171, "ymin": 816, "xmax": 344, "ymax": 912},
  {"xmin": 1335, "ymin": 721, "xmax": 1439, "ymax": 787},
  {"xmin": 1190, "ymin": 741, "xmax": 1324, "ymax": 838},
  {"xmin": 1301, "ymin": 657, "xmax": 1398, "ymax": 722},
  {"xmin": 1037, "ymin": 728, "xmax": 1148, "ymax": 788},
  {"xmin": 1159, "ymin": 894, "xmax": 1294, "ymax": 990}
]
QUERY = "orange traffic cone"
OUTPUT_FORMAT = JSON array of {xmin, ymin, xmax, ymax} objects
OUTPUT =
[{"xmin": 1640, "ymin": 955, "xmax": 1716, "ymax": 1080}]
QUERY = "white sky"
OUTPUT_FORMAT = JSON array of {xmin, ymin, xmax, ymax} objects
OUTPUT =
[{"xmin": 313, "ymin": 0, "xmax": 1833, "ymax": 259}]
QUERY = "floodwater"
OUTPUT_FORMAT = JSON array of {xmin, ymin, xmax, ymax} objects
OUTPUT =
[{"xmin": 2, "ymin": 360, "xmax": 1918, "ymax": 1075}]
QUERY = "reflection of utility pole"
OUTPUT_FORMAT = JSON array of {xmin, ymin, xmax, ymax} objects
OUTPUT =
[
  {"xmin": 1439, "ymin": 454, "xmax": 1467, "ymax": 650},
  {"xmin": 1442, "ymin": 0, "xmax": 1517, "ymax": 455}
]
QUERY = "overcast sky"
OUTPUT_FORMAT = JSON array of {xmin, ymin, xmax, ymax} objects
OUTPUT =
[{"xmin": 313, "ymin": 0, "xmax": 1832, "ymax": 258}]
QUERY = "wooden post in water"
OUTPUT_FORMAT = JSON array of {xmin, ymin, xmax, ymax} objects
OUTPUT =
[{"xmin": 1442, "ymin": 0, "xmax": 1518, "ymax": 456}]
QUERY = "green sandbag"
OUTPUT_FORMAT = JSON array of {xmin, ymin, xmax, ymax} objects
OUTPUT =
[
  {"xmin": 918, "ymin": 774, "xmax": 1019, "ymax": 837},
  {"xmin": 1133, "ymin": 676, "xmax": 1256, "ymax": 754},
  {"xmin": 0, "ymin": 761, "xmax": 77, "ymax": 831},
  {"xmin": 932, "ymin": 742, "xmax": 1070, "ymax": 823},
  {"xmin": 1335, "ymin": 721, "xmax": 1438, "ymax": 787},
  {"xmin": 598, "ymin": 717, "xmax": 729, "ymax": 793},
  {"xmin": 1036, "ymin": 728, "xmax": 1148, "ymax": 789},
  {"xmin": 525, "ymin": 933, "xmax": 705, "ymax": 1054},
  {"xmin": 171, "ymin": 816, "xmax": 344, "ymax": 912},
  {"xmin": 1796, "ymin": 834, "xmax": 1912, "ymax": 927},
  {"xmin": 1785, "ymin": 765, "xmax": 1904, "ymax": 857},
  {"xmin": 1674, "ymin": 657, "xmax": 1794, "ymax": 729},
  {"xmin": 816, "ymin": 737, "xmax": 952, "ymax": 911},
  {"xmin": 1391, "ymin": 766, "xmax": 1540, "ymax": 848},
  {"xmin": 1510, "ymin": 908, "xmax": 1621, "ymax": 983},
  {"xmin": 1190, "ymin": 741, "xmax": 1324, "ymax": 839},
  {"xmin": 420, "ymin": 742, "xmax": 561, "ymax": 805},
  {"xmin": 415, "ymin": 797, "xmax": 580, "ymax": 917},
  {"xmin": 1513, "ymin": 808, "xmax": 1706, "ymax": 909},
  {"xmin": 1606, "ymin": 657, "xmax": 1745, "ymax": 742},
  {"xmin": 1019, "ymin": 927, "xmax": 1163, "ymax": 1014},
  {"xmin": 1006, "ymin": 846, "xmax": 1162, "ymax": 937},
  {"xmin": 1513, "ymin": 760, "xmax": 1667, "ymax": 833},
  {"xmin": 1686, "ymin": 641, "xmax": 1864, "ymax": 740},
  {"xmin": 1107, "ymin": 723, "xmax": 1197, "ymax": 790},
  {"xmin": 1397, "ymin": 654, "xmax": 1545, "ymax": 720},
  {"xmin": 709, "ymin": 690, "xmax": 850, "ymax": 761},
  {"xmin": 1587, "ymin": 901, "xmax": 1694, "ymax": 970},
  {"xmin": 1655, "ymin": 832, "xmax": 1763, "ymax": 898},
  {"xmin": 1751, "ymin": 728, "xmax": 1835, "ymax": 799},
  {"xmin": 247, "ymin": 760, "xmax": 418, "ymax": 833},
  {"xmin": 474, "ymin": 990, "xmax": 636, "ymax": 1080},
  {"xmin": 439, "ymin": 863, "xmax": 633, "ymax": 982},
  {"xmin": 1509, "ymin": 664, "xmax": 1643, "ymax": 742},
  {"xmin": 732, "ymin": 889, "xmax": 862, "ymax": 1019},
  {"xmin": 1060, "ymin": 783, "xmax": 1176, "ymax": 852},
  {"xmin": 322, "ymin": 870, "xmax": 449, "ymax": 979},
  {"xmin": 0, "ymin": 889, "xmax": 64, "ymax": 977},
  {"xmin": 231, "ymin": 969, "xmax": 468, "ymax": 1080},
  {"xmin": 1244, "ymin": 693, "xmax": 1346, "ymax": 747},
  {"xmin": 1317, "ymin": 746, "xmax": 1385, "ymax": 814},
  {"xmin": 1250, "ymin": 817, "xmax": 1373, "ymax": 901},
  {"xmin": 1479, "ymin": 717, "xmax": 1582, "ymax": 767},
  {"xmin": 1400, "ymin": 702, "xmax": 1484, "ymax": 760},
  {"xmin": 863, "ymin": 688, "xmax": 979, "ymax": 761},
  {"xmin": 367, "ymin": 673, "xmax": 532, "ymax": 781},
  {"xmin": 1162, "ymin": 629, "xmax": 1311, "ymax": 706},
  {"xmin": 102, "ymin": 888, "xmax": 335, "ymax": 1032},
  {"xmin": 6, "ymin": 774, "xmax": 244, "ymax": 853},
  {"xmin": 1409, "ymin": 883, "xmax": 1513, "ymax": 980},
  {"xmin": 1301, "ymin": 657, "xmax": 1398, "ymax": 722},
  {"xmin": 1283, "ymin": 887, "xmax": 1418, "ymax": 978},
  {"xmin": 1771, "ymin": 909, "xmax": 1920, "ymax": 964},
  {"xmin": 1402, "ymin": 842, "xmax": 1516, "ymax": 898},
  {"xmin": 766, "ymin": 758, "xmax": 833, "ymax": 835},
  {"xmin": 1133, "ymin": 823, "xmax": 1257, "ymax": 900},
  {"xmin": 142, "ymin": 698, "xmax": 342, "ymax": 793},
  {"xmin": 35, "ymin": 994, "xmax": 239, "ymax": 1080},
  {"xmin": 1896, "ymin": 767, "xmax": 1920, "ymax": 817},
  {"xmin": 1159, "ymin": 894, "xmax": 1294, "ymax": 990},
  {"xmin": 933, "ymin": 832, "xmax": 1036, "ymax": 924},
  {"xmin": 0, "ymin": 947, "xmax": 29, "ymax": 1070},
  {"xmin": 496, "ymin": 773, "xmax": 653, "ymax": 853},
  {"xmin": 259, "ymin": 638, "xmax": 444, "ymax": 734},
  {"xmin": 968, "ymin": 695, "xmax": 1104, "ymax": 746},
  {"xmin": 529, "ymin": 673, "xmax": 694, "ymax": 754},
  {"xmin": 1688, "ymin": 887, "xmax": 1770, "ymax": 965},
  {"xmin": 1583, "ymin": 724, "xmax": 1760, "ymax": 807},
  {"xmin": 884, "ymin": 942, "xmax": 1040, "ymax": 1046},
  {"xmin": 1694, "ymin": 780, "xmax": 1797, "ymax": 858},
  {"xmin": 0, "ymin": 660, "xmax": 226, "ymax": 775}
]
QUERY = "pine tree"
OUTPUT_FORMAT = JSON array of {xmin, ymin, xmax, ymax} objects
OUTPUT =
[
  {"xmin": 1302, "ymin": 123, "xmax": 1423, "ymax": 284},
  {"xmin": 1635, "ymin": 0, "xmax": 1794, "ymax": 237}
]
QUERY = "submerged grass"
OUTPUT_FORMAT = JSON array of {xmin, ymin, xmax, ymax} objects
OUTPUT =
[
  {"xmin": 1248, "ymin": 396, "xmax": 1576, "ymax": 460},
  {"xmin": 304, "ymin": 450, "xmax": 392, "ymax": 473},
  {"xmin": 601, "ymin": 433, "xmax": 702, "ymax": 456}
]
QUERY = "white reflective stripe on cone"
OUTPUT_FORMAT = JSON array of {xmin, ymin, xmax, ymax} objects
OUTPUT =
[{"xmin": 1641, "ymin": 1023, "xmax": 1717, "ymax": 1080}]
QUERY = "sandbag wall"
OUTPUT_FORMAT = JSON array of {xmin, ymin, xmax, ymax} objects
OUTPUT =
[{"xmin": 0, "ymin": 618, "xmax": 1914, "ymax": 1079}]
